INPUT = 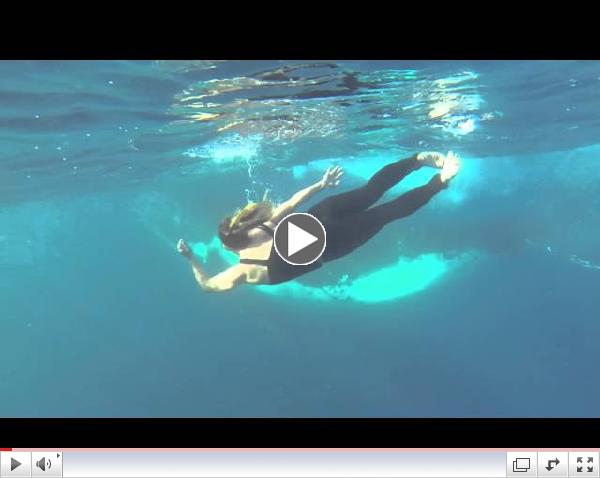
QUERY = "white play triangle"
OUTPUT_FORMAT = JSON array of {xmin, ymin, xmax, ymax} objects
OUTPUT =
[{"xmin": 287, "ymin": 221, "xmax": 318, "ymax": 257}]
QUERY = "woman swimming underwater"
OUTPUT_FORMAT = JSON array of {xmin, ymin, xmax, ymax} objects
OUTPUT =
[{"xmin": 177, "ymin": 151, "xmax": 460, "ymax": 292}]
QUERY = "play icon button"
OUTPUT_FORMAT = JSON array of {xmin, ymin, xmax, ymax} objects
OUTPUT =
[
  {"xmin": 287, "ymin": 221, "xmax": 318, "ymax": 256},
  {"xmin": 1, "ymin": 452, "xmax": 31, "ymax": 476},
  {"xmin": 274, "ymin": 213, "xmax": 326, "ymax": 265}
]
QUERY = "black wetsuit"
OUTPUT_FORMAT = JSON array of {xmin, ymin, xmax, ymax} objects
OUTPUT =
[
  {"xmin": 240, "ymin": 224, "xmax": 323, "ymax": 284},
  {"xmin": 239, "ymin": 155, "xmax": 448, "ymax": 285}
]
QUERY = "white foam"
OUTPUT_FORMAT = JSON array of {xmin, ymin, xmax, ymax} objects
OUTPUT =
[{"xmin": 184, "ymin": 133, "xmax": 263, "ymax": 165}]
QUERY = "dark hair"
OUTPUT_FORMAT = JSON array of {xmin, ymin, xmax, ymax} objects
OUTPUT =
[{"xmin": 218, "ymin": 201, "xmax": 274, "ymax": 251}]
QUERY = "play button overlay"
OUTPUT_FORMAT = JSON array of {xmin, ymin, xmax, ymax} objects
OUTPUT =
[
  {"xmin": 287, "ymin": 221, "xmax": 318, "ymax": 256},
  {"xmin": 274, "ymin": 213, "xmax": 326, "ymax": 265},
  {"xmin": 11, "ymin": 459, "xmax": 21, "ymax": 472}
]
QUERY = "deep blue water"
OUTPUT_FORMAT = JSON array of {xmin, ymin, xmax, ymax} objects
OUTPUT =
[{"xmin": 1, "ymin": 60, "xmax": 599, "ymax": 417}]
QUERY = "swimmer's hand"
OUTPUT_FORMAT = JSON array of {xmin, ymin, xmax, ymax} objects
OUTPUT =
[
  {"xmin": 177, "ymin": 239, "xmax": 193, "ymax": 259},
  {"xmin": 320, "ymin": 165, "xmax": 344, "ymax": 189}
]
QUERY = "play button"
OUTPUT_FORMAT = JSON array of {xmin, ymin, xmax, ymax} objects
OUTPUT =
[
  {"xmin": 1, "ymin": 453, "xmax": 31, "ymax": 476},
  {"xmin": 287, "ymin": 221, "xmax": 318, "ymax": 256},
  {"xmin": 273, "ymin": 213, "xmax": 326, "ymax": 265}
]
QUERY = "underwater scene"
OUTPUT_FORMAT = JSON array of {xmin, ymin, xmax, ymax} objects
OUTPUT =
[{"xmin": 1, "ymin": 60, "xmax": 599, "ymax": 417}]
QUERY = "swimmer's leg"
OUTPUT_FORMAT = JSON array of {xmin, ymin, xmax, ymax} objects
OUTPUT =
[
  {"xmin": 322, "ymin": 160, "xmax": 459, "ymax": 262},
  {"xmin": 308, "ymin": 154, "xmax": 422, "ymax": 218},
  {"xmin": 369, "ymin": 174, "xmax": 447, "ymax": 225},
  {"xmin": 370, "ymin": 156, "xmax": 459, "ymax": 224}
]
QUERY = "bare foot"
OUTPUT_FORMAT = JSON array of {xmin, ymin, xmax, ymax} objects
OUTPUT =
[
  {"xmin": 416, "ymin": 151, "xmax": 446, "ymax": 168},
  {"xmin": 440, "ymin": 151, "xmax": 460, "ymax": 183}
]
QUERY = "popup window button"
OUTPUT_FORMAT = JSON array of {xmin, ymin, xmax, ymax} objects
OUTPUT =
[{"xmin": 507, "ymin": 452, "xmax": 537, "ymax": 477}]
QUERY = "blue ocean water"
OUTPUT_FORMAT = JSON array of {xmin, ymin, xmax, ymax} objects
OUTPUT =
[{"xmin": 1, "ymin": 60, "xmax": 599, "ymax": 417}]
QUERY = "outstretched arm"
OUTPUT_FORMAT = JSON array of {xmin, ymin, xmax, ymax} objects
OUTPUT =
[
  {"xmin": 177, "ymin": 240, "xmax": 245, "ymax": 292},
  {"xmin": 269, "ymin": 166, "xmax": 344, "ymax": 223}
]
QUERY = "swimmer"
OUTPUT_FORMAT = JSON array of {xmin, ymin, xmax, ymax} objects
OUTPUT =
[{"xmin": 177, "ymin": 152, "xmax": 460, "ymax": 292}]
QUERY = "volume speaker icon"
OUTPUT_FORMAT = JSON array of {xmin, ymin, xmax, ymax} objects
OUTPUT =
[{"xmin": 36, "ymin": 457, "xmax": 51, "ymax": 472}]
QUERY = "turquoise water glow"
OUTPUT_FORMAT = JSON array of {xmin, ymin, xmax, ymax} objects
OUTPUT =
[{"xmin": 1, "ymin": 60, "xmax": 599, "ymax": 417}]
